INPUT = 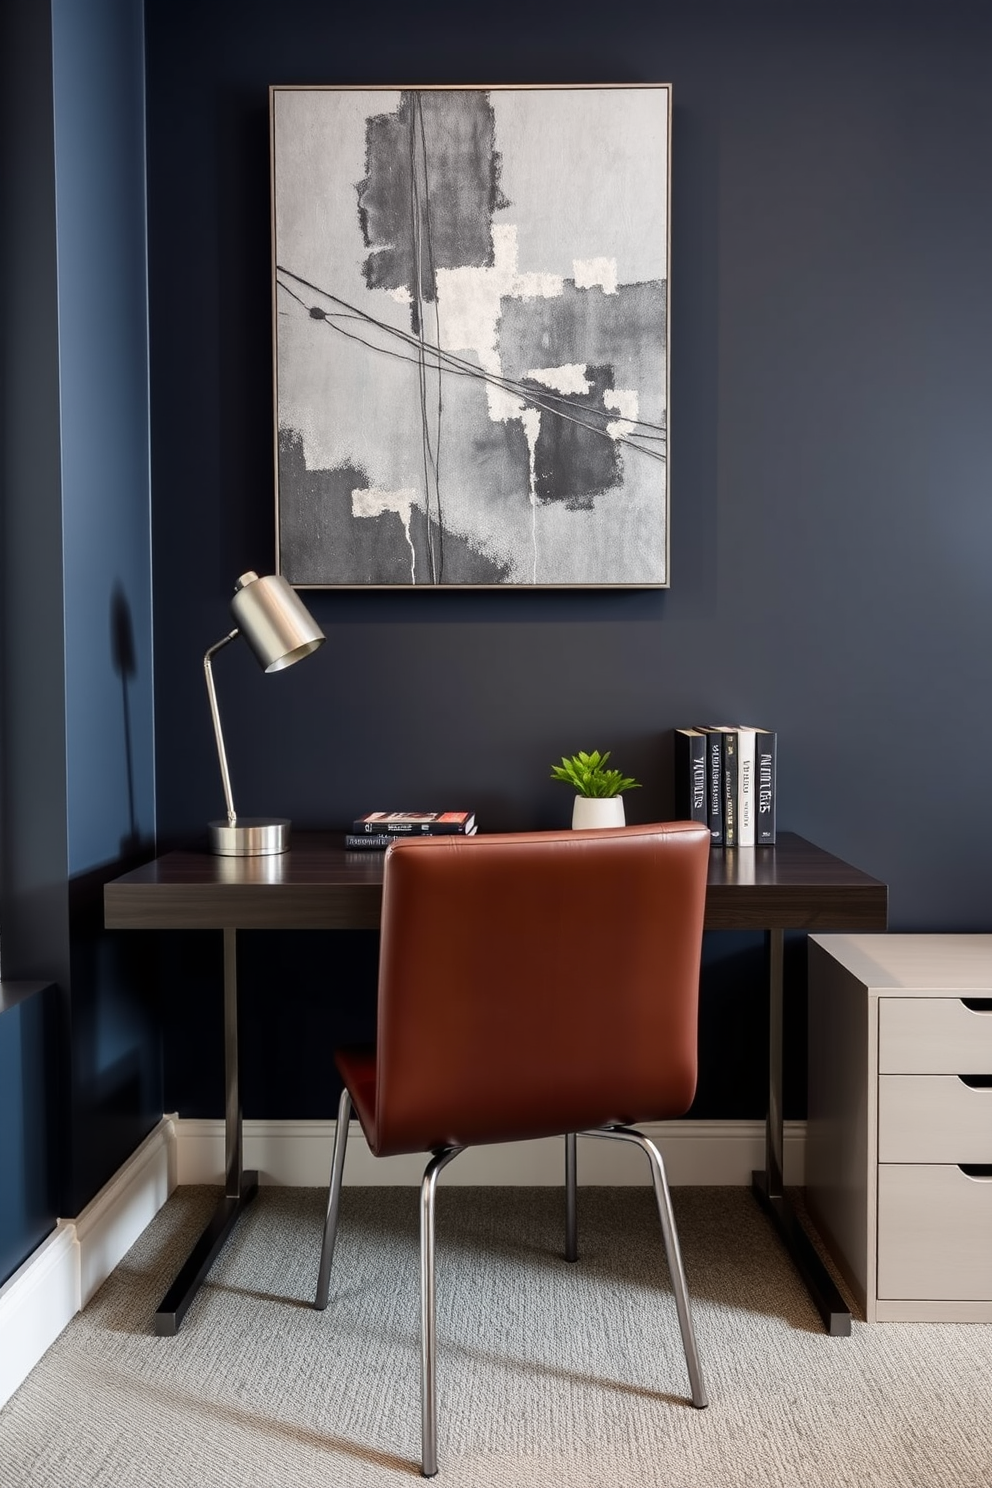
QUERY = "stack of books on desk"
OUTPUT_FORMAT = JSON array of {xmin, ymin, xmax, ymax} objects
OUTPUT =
[
  {"xmin": 674, "ymin": 726, "xmax": 776, "ymax": 847},
  {"xmin": 345, "ymin": 811, "xmax": 477, "ymax": 850}
]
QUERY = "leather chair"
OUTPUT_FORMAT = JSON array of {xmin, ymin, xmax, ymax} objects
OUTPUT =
[{"xmin": 314, "ymin": 821, "xmax": 711, "ymax": 1476}]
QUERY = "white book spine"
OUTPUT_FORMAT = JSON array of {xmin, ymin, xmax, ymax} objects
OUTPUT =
[{"xmin": 737, "ymin": 728, "xmax": 756, "ymax": 847}]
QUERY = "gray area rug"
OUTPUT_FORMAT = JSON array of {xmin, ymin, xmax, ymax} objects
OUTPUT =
[{"xmin": 0, "ymin": 1185, "xmax": 988, "ymax": 1487}]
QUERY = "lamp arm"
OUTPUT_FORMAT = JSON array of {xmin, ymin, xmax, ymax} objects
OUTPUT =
[{"xmin": 204, "ymin": 630, "xmax": 240, "ymax": 826}]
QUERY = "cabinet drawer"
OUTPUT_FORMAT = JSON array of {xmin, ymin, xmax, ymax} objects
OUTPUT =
[
  {"xmin": 879, "ymin": 1075, "xmax": 992, "ymax": 1163},
  {"xmin": 879, "ymin": 996, "xmax": 992, "ymax": 1074},
  {"xmin": 878, "ymin": 1164, "xmax": 992, "ymax": 1300}
]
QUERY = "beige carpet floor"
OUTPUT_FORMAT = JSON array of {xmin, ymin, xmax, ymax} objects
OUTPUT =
[{"xmin": 0, "ymin": 1184, "xmax": 989, "ymax": 1487}]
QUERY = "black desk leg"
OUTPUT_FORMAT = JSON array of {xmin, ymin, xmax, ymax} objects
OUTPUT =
[
  {"xmin": 154, "ymin": 928, "xmax": 258, "ymax": 1336},
  {"xmin": 751, "ymin": 929, "xmax": 852, "ymax": 1337}
]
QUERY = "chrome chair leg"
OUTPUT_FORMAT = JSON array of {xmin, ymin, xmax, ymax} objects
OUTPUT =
[
  {"xmin": 314, "ymin": 1086, "xmax": 352, "ymax": 1310},
  {"xmin": 581, "ymin": 1125, "xmax": 708, "ymax": 1409},
  {"xmin": 420, "ymin": 1146, "xmax": 463, "ymax": 1478},
  {"xmin": 564, "ymin": 1132, "xmax": 578, "ymax": 1261}
]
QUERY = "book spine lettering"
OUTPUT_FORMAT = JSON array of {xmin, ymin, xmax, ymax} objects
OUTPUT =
[
  {"xmin": 755, "ymin": 732, "xmax": 777, "ymax": 844},
  {"xmin": 355, "ymin": 821, "xmax": 472, "ymax": 835},
  {"xmin": 673, "ymin": 731, "xmax": 709, "ymax": 830},
  {"xmin": 737, "ymin": 728, "xmax": 756, "ymax": 848},
  {"xmin": 722, "ymin": 731, "xmax": 738, "ymax": 848},
  {"xmin": 375, "ymin": 822, "xmax": 469, "ymax": 835},
  {"xmin": 407, "ymin": 821, "xmax": 471, "ymax": 835},
  {"xmin": 702, "ymin": 730, "xmax": 724, "ymax": 846}
]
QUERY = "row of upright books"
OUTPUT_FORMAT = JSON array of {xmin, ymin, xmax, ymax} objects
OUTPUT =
[
  {"xmin": 674, "ymin": 726, "xmax": 777, "ymax": 847},
  {"xmin": 345, "ymin": 810, "xmax": 477, "ymax": 850}
]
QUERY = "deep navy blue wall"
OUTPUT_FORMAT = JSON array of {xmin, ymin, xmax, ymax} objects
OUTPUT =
[
  {"xmin": 50, "ymin": 0, "xmax": 161, "ymax": 1216},
  {"xmin": 0, "ymin": 985, "xmax": 58, "ymax": 1284},
  {"xmin": 1, "ymin": 0, "xmax": 71, "ymax": 1277},
  {"xmin": 1, "ymin": 0, "xmax": 160, "ymax": 1249},
  {"xmin": 143, "ymin": 1, "xmax": 992, "ymax": 1120},
  {"xmin": 53, "ymin": 0, "xmax": 156, "ymax": 874}
]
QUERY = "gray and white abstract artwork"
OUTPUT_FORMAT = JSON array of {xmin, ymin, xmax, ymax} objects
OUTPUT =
[{"xmin": 271, "ymin": 85, "xmax": 670, "ymax": 587}]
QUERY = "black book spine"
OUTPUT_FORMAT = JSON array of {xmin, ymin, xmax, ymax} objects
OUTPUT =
[
  {"xmin": 353, "ymin": 818, "xmax": 473, "ymax": 835},
  {"xmin": 404, "ymin": 821, "xmax": 472, "ymax": 835},
  {"xmin": 721, "ymin": 730, "xmax": 738, "ymax": 848},
  {"xmin": 696, "ymin": 728, "xmax": 724, "ymax": 846},
  {"xmin": 673, "ymin": 730, "xmax": 709, "ymax": 830},
  {"xmin": 755, "ymin": 731, "xmax": 777, "ymax": 845}
]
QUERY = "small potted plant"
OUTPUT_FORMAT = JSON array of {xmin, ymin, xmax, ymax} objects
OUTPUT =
[{"xmin": 550, "ymin": 749, "xmax": 641, "ymax": 829}]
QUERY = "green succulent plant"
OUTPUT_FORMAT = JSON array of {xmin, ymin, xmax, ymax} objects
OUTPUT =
[{"xmin": 550, "ymin": 749, "xmax": 641, "ymax": 799}]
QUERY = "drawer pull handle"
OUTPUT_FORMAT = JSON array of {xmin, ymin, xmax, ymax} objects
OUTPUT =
[
  {"xmin": 959, "ymin": 1075, "xmax": 992, "ymax": 1088},
  {"xmin": 959, "ymin": 1165, "xmax": 992, "ymax": 1180},
  {"xmin": 962, "ymin": 998, "xmax": 992, "ymax": 1012}
]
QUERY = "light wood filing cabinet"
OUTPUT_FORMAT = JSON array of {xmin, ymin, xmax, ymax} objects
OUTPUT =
[{"xmin": 806, "ymin": 934, "xmax": 992, "ymax": 1321}]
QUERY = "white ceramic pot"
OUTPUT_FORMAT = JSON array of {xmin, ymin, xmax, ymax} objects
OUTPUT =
[{"xmin": 571, "ymin": 795, "xmax": 626, "ymax": 829}]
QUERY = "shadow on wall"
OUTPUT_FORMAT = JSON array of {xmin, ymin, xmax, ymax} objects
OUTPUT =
[{"xmin": 110, "ymin": 582, "xmax": 148, "ymax": 860}]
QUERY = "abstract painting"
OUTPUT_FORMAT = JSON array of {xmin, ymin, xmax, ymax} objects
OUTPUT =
[{"xmin": 270, "ymin": 85, "xmax": 670, "ymax": 587}]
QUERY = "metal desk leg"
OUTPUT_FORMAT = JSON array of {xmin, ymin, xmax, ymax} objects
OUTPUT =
[
  {"xmin": 154, "ymin": 927, "xmax": 258, "ymax": 1335},
  {"xmin": 751, "ymin": 929, "xmax": 851, "ymax": 1337}
]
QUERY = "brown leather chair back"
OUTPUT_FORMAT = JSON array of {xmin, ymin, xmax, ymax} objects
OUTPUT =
[{"xmin": 364, "ymin": 822, "xmax": 711, "ymax": 1157}]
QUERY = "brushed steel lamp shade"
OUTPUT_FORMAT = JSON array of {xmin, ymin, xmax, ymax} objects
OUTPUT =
[{"xmin": 204, "ymin": 571, "xmax": 325, "ymax": 856}]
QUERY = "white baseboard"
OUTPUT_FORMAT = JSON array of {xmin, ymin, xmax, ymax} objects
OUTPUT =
[
  {"xmin": 0, "ymin": 1222, "xmax": 79, "ymax": 1413},
  {"xmin": 75, "ymin": 1117, "xmax": 176, "ymax": 1307},
  {"xmin": 0, "ymin": 1117, "xmax": 175, "ymax": 1412},
  {"xmin": 0, "ymin": 1114, "xmax": 805, "ymax": 1414},
  {"xmin": 176, "ymin": 1117, "xmax": 806, "ymax": 1189}
]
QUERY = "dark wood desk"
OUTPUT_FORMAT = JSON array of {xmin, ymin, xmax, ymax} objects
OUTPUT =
[{"xmin": 106, "ymin": 830, "xmax": 887, "ymax": 1335}]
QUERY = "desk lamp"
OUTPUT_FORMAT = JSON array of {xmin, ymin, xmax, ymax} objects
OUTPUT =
[{"xmin": 204, "ymin": 570, "xmax": 325, "ymax": 856}]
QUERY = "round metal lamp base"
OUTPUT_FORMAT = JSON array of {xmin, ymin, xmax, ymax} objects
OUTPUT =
[{"xmin": 209, "ymin": 818, "xmax": 291, "ymax": 856}]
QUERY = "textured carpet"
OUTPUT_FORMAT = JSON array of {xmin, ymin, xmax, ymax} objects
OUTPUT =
[{"xmin": 1, "ymin": 1184, "xmax": 990, "ymax": 1487}]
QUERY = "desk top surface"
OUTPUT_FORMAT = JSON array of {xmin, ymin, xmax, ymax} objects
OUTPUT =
[{"xmin": 104, "ymin": 830, "xmax": 887, "ymax": 934}]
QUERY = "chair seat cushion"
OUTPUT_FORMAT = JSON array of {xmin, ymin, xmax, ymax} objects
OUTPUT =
[{"xmin": 335, "ymin": 1044, "xmax": 693, "ymax": 1157}]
